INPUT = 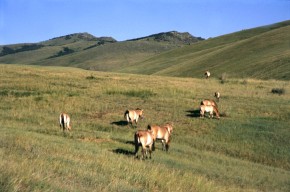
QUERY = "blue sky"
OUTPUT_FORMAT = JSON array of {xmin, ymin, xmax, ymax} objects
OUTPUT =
[{"xmin": 0, "ymin": 0, "xmax": 289, "ymax": 45}]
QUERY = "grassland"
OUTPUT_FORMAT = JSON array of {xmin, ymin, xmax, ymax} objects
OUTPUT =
[{"xmin": 0, "ymin": 64, "xmax": 289, "ymax": 191}]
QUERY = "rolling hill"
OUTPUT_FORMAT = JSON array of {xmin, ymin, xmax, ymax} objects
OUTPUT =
[
  {"xmin": 118, "ymin": 20, "xmax": 290, "ymax": 80},
  {"xmin": 0, "ymin": 31, "xmax": 203, "ymax": 71},
  {"xmin": 0, "ymin": 20, "xmax": 290, "ymax": 80}
]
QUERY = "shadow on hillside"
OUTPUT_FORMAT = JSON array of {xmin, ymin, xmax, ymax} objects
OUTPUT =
[
  {"xmin": 186, "ymin": 109, "xmax": 200, "ymax": 118},
  {"xmin": 111, "ymin": 120, "xmax": 128, "ymax": 127},
  {"xmin": 112, "ymin": 148, "xmax": 135, "ymax": 156}
]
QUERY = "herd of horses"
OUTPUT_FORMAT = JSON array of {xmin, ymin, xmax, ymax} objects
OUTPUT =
[{"xmin": 59, "ymin": 71, "xmax": 221, "ymax": 160}]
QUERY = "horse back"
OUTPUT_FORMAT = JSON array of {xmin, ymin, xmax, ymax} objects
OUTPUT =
[
  {"xmin": 148, "ymin": 124, "xmax": 170, "ymax": 140},
  {"xmin": 135, "ymin": 130, "xmax": 154, "ymax": 147}
]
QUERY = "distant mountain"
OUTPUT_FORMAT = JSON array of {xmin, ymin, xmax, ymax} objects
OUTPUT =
[{"xmin": 0, "ymin": 31, "xmax": 203, "ymax": 71}]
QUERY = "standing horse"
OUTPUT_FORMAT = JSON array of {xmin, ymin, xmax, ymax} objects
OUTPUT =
[
  {"xmin": 59, "ymin": 113, "xmax": 71, "ymax": 131},
  {"xmin": 214, "ymin": 92, "xmax": 220, "ymax": 102},
  {"xmin": 200, "ymin": 99, "xmax": 218, "ymax": 108},
  {"xmin": 205, "ymin": 71, "xmax": 210, "ymax": 79},
  {"xmin": 147, "ymin": 123, "xmax": 173, "ymax": 151},
  {"xmin": 124, "ymin": 108, "xmax": 144, "ymax": 127},
  {"xmin": 200, "ymin": 105, "xmax": 220, "ymax": 119},
  {"xmin": 134, "ymin": 130, "xmax": 155, "ymax": 159}
]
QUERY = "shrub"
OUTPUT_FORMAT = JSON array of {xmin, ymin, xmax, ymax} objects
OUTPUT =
[
  {"xmin": 220, "ymin": 73, "xmax": 228, "ymax": 84},
  {"xmin": 271, "ymin": 88, "xmax": 285, "ymax": 95}
]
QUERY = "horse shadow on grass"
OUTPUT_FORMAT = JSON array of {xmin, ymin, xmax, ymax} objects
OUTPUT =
[
  {"xmin": 186, "ymin": 109, "xmax": 200, "ymax": 118},
  {"xmin": 112, "ymin": 139, "xmax": 135, "ymax": 157},
  {"xmin": 112, "ymin": 148, "xmax": 135, "ymax": 156},
  {"xmin": 111, "ymin": 120, "xmax": 128, "ymax": 127}
]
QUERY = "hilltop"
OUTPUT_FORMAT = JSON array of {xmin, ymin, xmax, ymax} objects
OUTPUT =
[{"xmin": 0, "ymin": 20, "xmax": 290, "ymax": 80}]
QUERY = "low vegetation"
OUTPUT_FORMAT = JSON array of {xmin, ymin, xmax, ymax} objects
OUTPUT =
[{"xmin": 0, "ymin": 64, "xmax": 289, "ymax": 191}]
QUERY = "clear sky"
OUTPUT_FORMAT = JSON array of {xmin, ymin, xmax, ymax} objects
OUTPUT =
[{"xmin": 0, "ymin": 0, "xmax": 289, "ymax": 45}]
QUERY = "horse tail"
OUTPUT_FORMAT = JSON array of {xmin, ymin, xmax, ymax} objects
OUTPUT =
[
  {"xmin": 60, "ymin": 113, "xmax": 65, "ymax": 130},
  {"xmin": 134, "ymin": 132, "xmax": 140, "ymax": 156},
  {"xmin": 124, "ymin": 110, "xmax": 129, "ymax": 120}
]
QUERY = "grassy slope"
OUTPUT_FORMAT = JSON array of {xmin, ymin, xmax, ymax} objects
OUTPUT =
[
  {"xmin": 119, "ymin": 20, "xmax": 290, "ymax": 80},
  {"xmin": 0, "ymin": 64, "xmax": 289, "ymax": 191},
  {"xmin": 1, "ymin": 21, "xmax": 289, "ymax": 80},
  {"xmin": 33, "ymin": 40, "xmax": 181, "ymax": 71},
  {"xmin": 0, "ymin": 33, "xmax": 190, "ymax": 72}
]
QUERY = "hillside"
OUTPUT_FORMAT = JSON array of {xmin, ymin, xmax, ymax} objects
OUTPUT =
[
  {"xmin": 0, "ymin": 31, "xmax": 202, "ymax": 71},
  {"xmin": 118, "ymin": 20, "xmax": 290, "ymax": 80},
  {"xmin": 0, "ymin": 20, "xmax": 289, "ymax": 80}
]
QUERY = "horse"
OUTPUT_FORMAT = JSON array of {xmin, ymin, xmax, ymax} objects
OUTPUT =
[
  {"xmin": 214, "ymin": 92, "xmax": 220, "ymax": 102},
  {"xmin": 200, "ymin": 105, "xmax": 220, "ymax": 119},
  {"xmin": 134, "ymin": 130, "xmax": 155, "ymax": 159},
  {"xmin": 59, "ymin": 113, "xmax": 71, "ymax": 131},
  {"xmin": 124, "ymin": 108, "xmax": 144, "ymax": 127},
  {"xmin": 204, "ymin": 71, "xmax": 210, "ymax": 79},
  {"xmin": 200, "ymin": 99, "xmax": 218, "ymax": 108},
  {"xmin": 147, "ymin": 123, "xmax": 173, "ymax": 151}
]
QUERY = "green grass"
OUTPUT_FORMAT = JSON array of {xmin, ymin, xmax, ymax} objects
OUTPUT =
[{"xmin": 0, "ymin": 64, "xmax": 290, "ymax": 191}]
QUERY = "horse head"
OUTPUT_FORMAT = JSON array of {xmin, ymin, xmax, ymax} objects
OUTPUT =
[{"xmin": 136, "ymin": 108, "xmax": 144, "ymax": 119}]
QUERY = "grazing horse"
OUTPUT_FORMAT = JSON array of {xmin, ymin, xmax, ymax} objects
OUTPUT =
[
  {"xmin": 134, "ymin": 130, "xmax": 155, "ymax": 159},
  {"xmin": 204, "ymin": 71, "xmax": 210, "ymax": 79},
  {"xmin": 124, "ymin": 108, "xmax": 144, "ymax": 127},
  {"xmin": 59, "ymin": 113, "xmax": 71, "ymax": 131},
  {"xmin": 147, "ymin": 123, "xmax": 173, "ymax": 151},
  {"xmin": 214, "ymin": 92, "xmax": 220, "ymax": 102},
  {"xmin": 200, "ymin": 105, "xmax": 220, "ymax": 119},
  {"xmin": 200, "ymin": 99, "xmax": 218, "ymax": 108}
]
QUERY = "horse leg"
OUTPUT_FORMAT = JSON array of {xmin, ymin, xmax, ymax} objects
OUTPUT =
[
  {"xmin": 165, "ymin": 140, "xmax": 170, "ymax": 152},
  {"xmin": 161, "ymin": 140, "xmax": 166, "ymax": 151},
  {"xmin": 148, "ymin": 145, "xmax": 152, "ymax": 159},
  {"xmin": 134, "ymin": 144, "xmax": 139, "ymax": 158},
  {"xmin": 63, "ymin": 123, "xmax": 66, "ymax": 132},
  {"xmin": 134, "ymin": 119, "xmax": 138, "ymax": 128},
  {"xmin": 141, "ymin": 147, "xmax": 146, "ymax": 160},
  {"xmin": 152, "ymin": 141, "xmax": 156, "ymax": 151}
]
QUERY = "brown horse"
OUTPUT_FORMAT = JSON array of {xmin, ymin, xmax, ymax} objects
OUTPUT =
[
  {"xmin": 200, "ymin": 99, "xmax": 218, "ymax": 108},
  {"xmin": 147, "ymin": 123, "xmax": 173, "ymax": 151},
  {"xmin": 214, "ymin": 92, "xmax": 220, "ymax": 102},
  {"xmin": 59, "ymin": 113, "xmax": 71, "ymax": 131},
  {"xmin": 204, "ymin": 71, "xmax": 210, "ymax": 79},
  {"xmin": 124, "ymin": 108, "xmax": 144, "ymax": 127},
  {"xmin": 134, "ymin": 130, "xmax": 155, "ymax": 159},
  {"xmin": 200, "ymin": 105, "xmax": 220, "ymax": 119}
]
